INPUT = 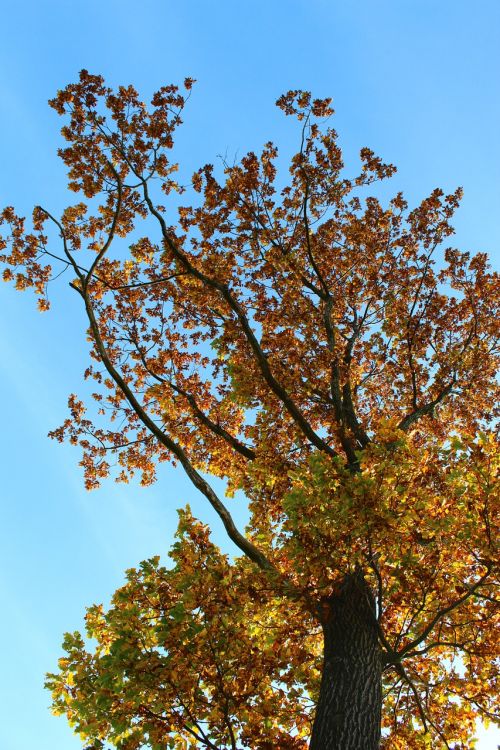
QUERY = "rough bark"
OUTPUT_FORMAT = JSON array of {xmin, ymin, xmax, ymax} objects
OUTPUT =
[{"xmin": 309, "ymin": 570, "xmax": 382, "ymax": 750}]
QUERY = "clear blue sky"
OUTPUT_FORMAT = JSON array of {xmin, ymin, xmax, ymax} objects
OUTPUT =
[{"xmin": 0, "ymin": 2, "xmax": 498, "ymax": 748}]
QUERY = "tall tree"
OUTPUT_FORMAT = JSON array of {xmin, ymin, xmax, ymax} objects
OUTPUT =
[{"xmin": 1, "ymin": 72, "xmax": 498, "ymax": 749}]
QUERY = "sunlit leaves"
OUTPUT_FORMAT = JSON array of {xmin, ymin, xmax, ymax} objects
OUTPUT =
[
  {"xmin": 46, "ymin": 511, "xmax": 317, "ymax": 749},
  {"xmin": 1, "ymin": 73, "xmax": 499, "ymax": 747}
]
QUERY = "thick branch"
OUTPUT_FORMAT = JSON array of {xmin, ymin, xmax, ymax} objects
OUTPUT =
[
  {"xmin": 398, "ymin": 377, "xmax": 456, "ymax": 432},
  {"xmin": 169, "ymin": 381, "xmax": 256, "ymax": 460},
  {"xmin": 72, "ymin": 282, "xmax": 274, "ymax": 574},
  {"xmin": 141, "ymin": 180, "xmax": 338, "ymax": 460}
]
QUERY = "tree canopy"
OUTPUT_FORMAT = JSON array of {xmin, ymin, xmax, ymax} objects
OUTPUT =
[{"xmin": 1, "ymin": 71, "xmax": 498, "ymax": 749}]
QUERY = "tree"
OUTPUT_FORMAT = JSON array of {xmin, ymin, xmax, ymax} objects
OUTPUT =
[{"xmin": 1, "ymin": 71, "xmax": 498, "ymax": 750}]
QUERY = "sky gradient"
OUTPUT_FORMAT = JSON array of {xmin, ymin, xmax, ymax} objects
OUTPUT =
[{"xmin": 0, "ymin": 2, "xmax": 499, "ymax": 748}]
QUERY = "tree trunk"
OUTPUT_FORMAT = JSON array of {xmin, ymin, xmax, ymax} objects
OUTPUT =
[{"xmin": 309, "ymin": 570, "xmax": 382, "ymax": 750}]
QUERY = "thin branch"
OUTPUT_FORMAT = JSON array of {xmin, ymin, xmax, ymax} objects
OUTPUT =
[
  {"xmin": 84, "ymin": 165, "xmax": 123, "ymax": 289},
  {"xmin": 130, "ymin": 337, "xmax": 256, "ymax": 460},
  {"xmin": 399, "ymin": 566, "xmax": 492, "ymax": 658},
  {"xmin": 301, "ymin": 174, "xmax": 329, "ymax": 297},
  {"xmin": 37, "ymin": 208, "xmax": 84, "ymax": 282},
  {"xmin": 389, "ymin": 660, "xmax": 453, "ymax": 749}
]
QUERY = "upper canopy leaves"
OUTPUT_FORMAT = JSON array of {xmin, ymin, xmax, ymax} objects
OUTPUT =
[{"xmin": 1, "ymin": 72, "xmax": 499, "ymax": 748}]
